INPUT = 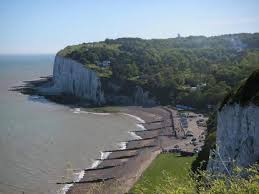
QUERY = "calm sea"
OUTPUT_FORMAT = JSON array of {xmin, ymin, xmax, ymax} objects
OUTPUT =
[{"xmin": 0, "ymin": 55, "xmax": 138, "ymax": 194}]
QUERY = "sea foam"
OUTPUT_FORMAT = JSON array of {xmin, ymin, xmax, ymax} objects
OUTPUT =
[
  {"xmin": 121, "ymin": 113, "xmax": 145, "ymax": 123},
  {"xmin": 71, "ymin": 108, "xmax": 110, "ymax": 115},
  {"xmin": 57, "ymin": 170, "xmax": 85, "ymax": 194},
  {"xmin": 91, "ymin": 160, "xmax": 101, "ymax": 168},
  {"xmin": 100, "ymin": 151, "xmax": 111, "ymax": 160},
  {"xmin": 60, "ymin": 111, "xmax": 145, "ymax": 193},
  {"xmin": 118, "ymin": 142, "xmax": 127, "ymax": 150},
  {"xmin": 137, "ymin": 123, "xmax": 146, "ymax": 130},
  {"xmin": 128, "ymin": 131, "xmax": 142, "ymax": 140}
]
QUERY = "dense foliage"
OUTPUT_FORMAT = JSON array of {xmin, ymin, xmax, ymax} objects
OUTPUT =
[
  {"xmin": 219, "ymin": 69, "xmax": 259, "ymax": 109},
  {"xmin": 58, "ymin": 33, "xmax": 259, "ymax": 108}
]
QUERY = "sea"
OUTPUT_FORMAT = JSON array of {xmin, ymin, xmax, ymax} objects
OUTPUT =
[{"xmin": 0, "ymin": 55, "xmax": 140, "ymax": 194}]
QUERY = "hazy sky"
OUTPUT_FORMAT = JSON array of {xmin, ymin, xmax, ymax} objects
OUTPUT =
[{"xmin": 1, "ymin": 0, "xmax": 259, "ymax": 54}]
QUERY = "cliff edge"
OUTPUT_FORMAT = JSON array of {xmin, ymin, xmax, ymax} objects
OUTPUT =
[
  {"xmin": 38, "ymin": 54, "xmax": 156, "ymax": 106},
  {"xmin": 39, "ymin": 55, "xmax": 105, "ymax": 105},
  {"xmin": 208, "ymin": 70, "xmax": 259, "ymax": 173}
]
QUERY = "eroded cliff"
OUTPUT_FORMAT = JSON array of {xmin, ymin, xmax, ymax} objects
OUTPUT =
[
  {"xmin": 38, "ymin": 55, "xmax": 156, "ymax": 106},
  {"xmin": 39, "ymin": 55, "xmax": 105, "ymax": 105},
  {"xmin": 208, "ymin": 70, "xmax": 259, "ymax": 173},
  {"xmin": 208, "ymin": 104, "xmax": 259, "ymax": 173}
]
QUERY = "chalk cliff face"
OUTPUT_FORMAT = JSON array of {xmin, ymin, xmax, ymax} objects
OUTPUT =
[
  {"xmin": 208, "ymin": 104, "xmax": 259, "ymax": 172},
  {"xmin": 39, "ymin": 55, "xmax": 156, "ymax": 106},
  {"xmin": 208, "ymin": 70, "xmax": 259, "ymax": 173},
  {"xmin": 39, "ymin": 55, "xmax": 105, "ymax": 105}
]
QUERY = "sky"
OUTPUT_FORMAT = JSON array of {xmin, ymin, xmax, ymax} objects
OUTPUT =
[{"xmin": 0, "ymin": 0, "xmax": 259, "ymax": 54}]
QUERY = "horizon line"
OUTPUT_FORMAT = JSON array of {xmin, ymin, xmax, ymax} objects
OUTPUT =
[{"xmin": 1, "ymin": 31, "xmax": 258, "ymax": 55}]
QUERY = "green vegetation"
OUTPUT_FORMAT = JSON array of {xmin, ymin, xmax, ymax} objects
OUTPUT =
[
  {"xmin": 58, "ymin": 33, "xmax": 259, "ymax": 109},
  {"xmin": 219, "ymin": 69, "xmax": 259, "ymax": 109},
  {"xmin": 58, "ymin": 42, "xmax": 119, "ymax": 78},
  {"xmin": 195, "ymin": 164, "xmax": 259, "ymax": 194},
  {"xmin": 193, "ymin": 69, "xmax": 259, "ymax": 172},
  {"xmin": 130, "ymin": 68, "xmax": 259, "ymax": 194},
  {"xmin": 130, "ymin": 153, "xmax": 259, "ymax": 194},
  {"xmin": 192, "ymin": 111, "xmax": 217, "ymax": 171},
  {"xmin": 84, "ymin": 63, "xmax": 112, "ymax": 78},
  {"xmin": 130, "ymin": 153, "xmax": 196, "ymax": 194}
]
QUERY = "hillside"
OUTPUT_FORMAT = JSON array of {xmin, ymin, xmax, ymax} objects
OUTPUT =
[{"xmin": 56, "ymin": 33, "xmax": 259, "ymax": 108}]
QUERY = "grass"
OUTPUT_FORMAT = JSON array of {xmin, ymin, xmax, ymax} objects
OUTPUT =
[{"xmin": 130, "ymin": 153, "xmax": 196, "ymax": 194}]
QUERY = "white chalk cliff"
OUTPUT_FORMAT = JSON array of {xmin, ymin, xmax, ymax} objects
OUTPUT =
[
  {"xmin": 208, "ymin": 103, "xmax": 259, "ymax": 173},
  {"xmin": 38, "ymin": 55, "xmax": 156, "ymax": 106},
  {"xmin": 207, "ymin": 69, "xmax": 259, "ymax": 173},
  {"xmin": 39, "ymin": 55, "xmax": 105, "ymax": 104}
]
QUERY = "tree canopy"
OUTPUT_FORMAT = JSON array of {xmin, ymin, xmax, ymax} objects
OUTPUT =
[{"xmin": 58, "ymin": 33, "xmax": 259, "ymax": 108}]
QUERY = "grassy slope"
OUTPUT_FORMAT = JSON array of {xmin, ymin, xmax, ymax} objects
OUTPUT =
[{"xmin": 130, "ymin": 153, "xmax": 196, "ymax": 194}]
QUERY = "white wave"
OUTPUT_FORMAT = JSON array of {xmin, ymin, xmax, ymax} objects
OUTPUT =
[
  {"xmin": 121, "ymin": 113, "xmax": 145, "ymax": 123},
  {"xmin": 117, "ymin": 142, "xmax": 127, "ymax": 150},
  {"xmin": 74, "ymin": 170, "xmax": 85, "ymax": 182},
  {"xmin": 58, "ymin": 183, "xmax": 73, "ymax": 194},
  {"xmin": 71, "ymin": 108, "xmax": 110, "ymax": 115},
  {"xmin": 136, "ymin": 124, "xmax": 146, "ymax": 130},
  {"xmin": 88, "ymin": 112, "xmax": 110, "ymax": 116},
  {"xmin": 72, "ymin": 108, "xmax": 81, "ymax": 114},
  {"xmin": 100, "ymin": 151, "xmax": 111, "ymax": 160},
  {"xmin": 57, "ymin": 170, "xmax": 85, "ymax": 194},
  {"xmin": 128, "ymin": 131, "xmax": 142, "ymax": 140},
  {"xmin": 91, "ymin": 160, "xmax": 101, "ymax": 168}
]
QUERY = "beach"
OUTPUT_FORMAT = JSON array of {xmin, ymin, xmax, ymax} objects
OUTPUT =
[
  {"xmin": 63, "ymin": 106, "xmax": 181, "ymax": 194},
  {"xmin": 2, "ymin": 55, "xmax": 205, "ymax": 193}
]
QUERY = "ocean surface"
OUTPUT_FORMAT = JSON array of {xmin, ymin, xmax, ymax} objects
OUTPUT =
[{"xmin": 0, "ymin": 55, "xmax": 139, "ymax": 194}]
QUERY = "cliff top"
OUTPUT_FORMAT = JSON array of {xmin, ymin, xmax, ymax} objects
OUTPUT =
[
  {"xmin": 54, "ymin": 33, "xmax": 259, "ymax": 107},
  {"xmin": 56, "ymin": 33, "xmax": 259, "ymax": 80},
  {"xmin": 57, "ymin": 42, "xmax": 115, "ymax": 78},
  {"xmin": 220, "ymin": 69, "xmax": 259, "ymax": 109}
]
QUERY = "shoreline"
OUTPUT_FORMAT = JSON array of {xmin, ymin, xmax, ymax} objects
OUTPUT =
[
  {"xmin": 11, "ymin": 80, "xmax": 206, "ymax": 194},
  {"xmin": 11, "ymin": 79, "xmax": 162, "ymax": 194},
  {"xmin": 64, "ymin": 106, "xmax": 178, "ymax": 194},
  {"xmin": 58, "ymin": 110, "xmax": 149, "ymax": 194}
]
